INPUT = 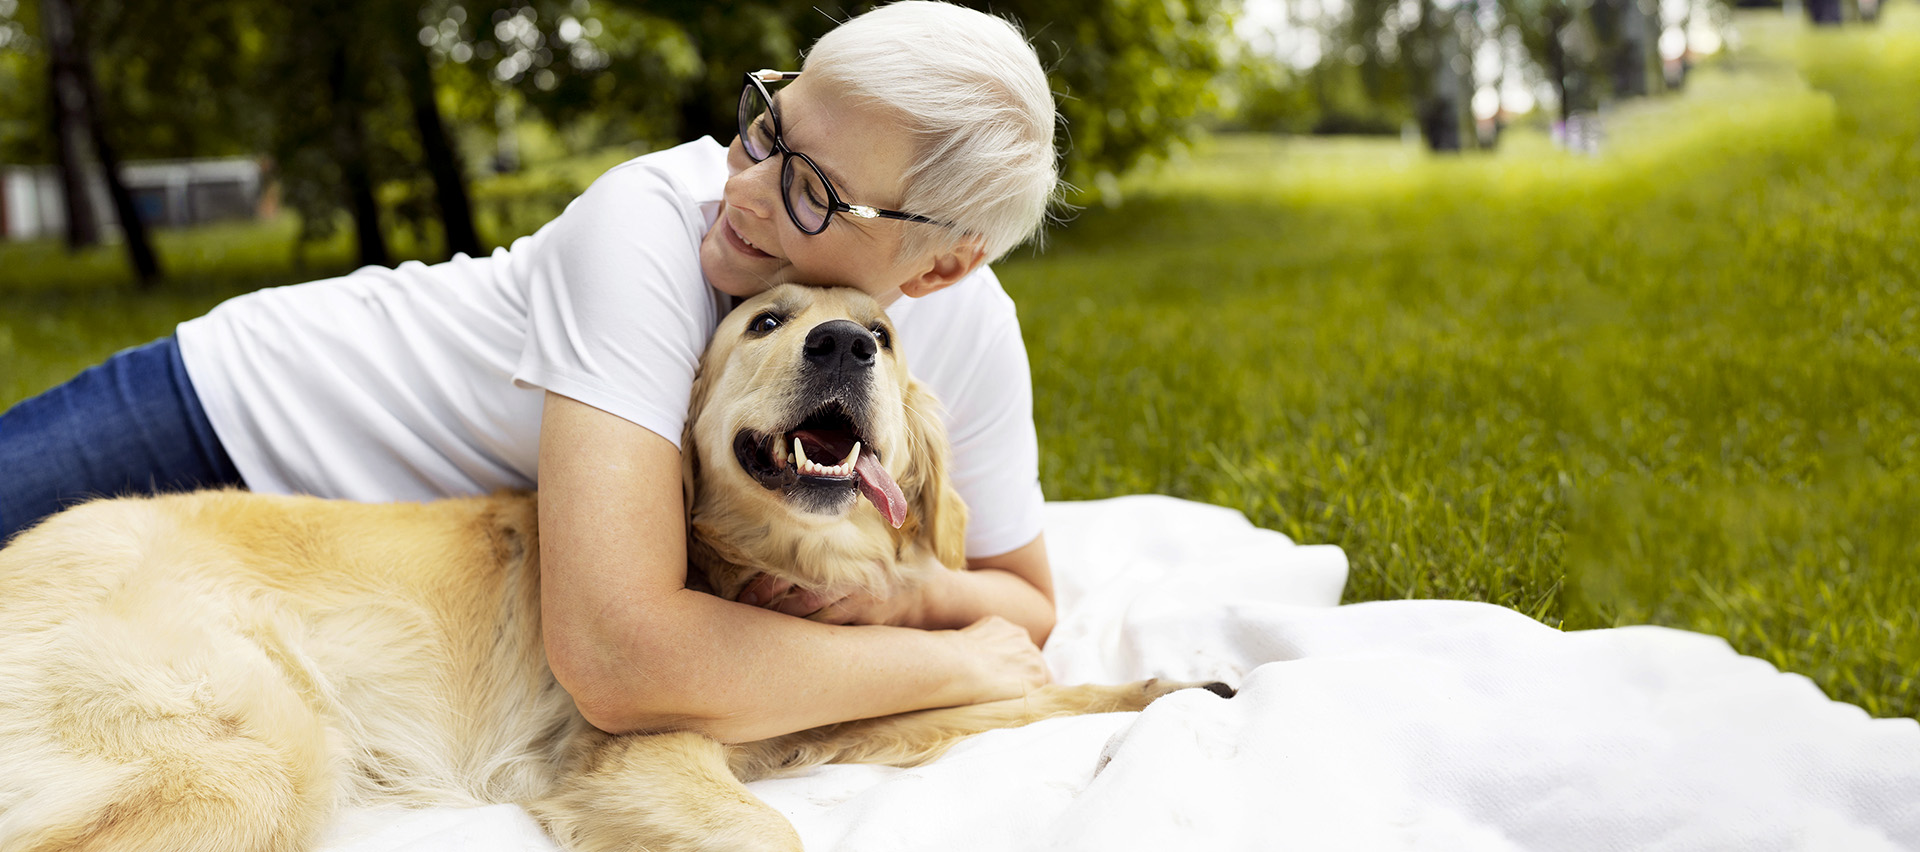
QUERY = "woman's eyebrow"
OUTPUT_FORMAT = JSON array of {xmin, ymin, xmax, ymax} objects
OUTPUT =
[{"xmin": 777, "ymin": 102, "xmax": 860, "ymax": 199}]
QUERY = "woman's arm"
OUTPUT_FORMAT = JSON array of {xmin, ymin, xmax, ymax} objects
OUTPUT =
[
  {"xmin": 743, "ymin": 539, "xmax": 1057, "ymax": 646},
  {"xmin": 537, "ymin": 392, "xmax": 1048, "ymax": 744},
  {"xmin": 921, "ymin": 538, "xmax": 1057, "ymax": 645}
]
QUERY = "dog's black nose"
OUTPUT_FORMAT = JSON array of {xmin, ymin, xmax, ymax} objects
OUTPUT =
[{"xmin": 804, "ymin": 320, "xmax": 877, "ymax": 373}]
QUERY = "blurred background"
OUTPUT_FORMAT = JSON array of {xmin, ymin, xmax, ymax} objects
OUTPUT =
[{"xmin": 1, "ymin": 1, "xmax": 1915, "ymax": 716}]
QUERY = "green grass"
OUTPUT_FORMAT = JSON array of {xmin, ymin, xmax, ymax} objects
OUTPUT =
[
  {"xmin": 4, "ymin": 9, "xmax": 1916, "ymax": 717},
  {"xmin": 998, "ymin": 7, "xmax": 1920, "ymax": 717}
]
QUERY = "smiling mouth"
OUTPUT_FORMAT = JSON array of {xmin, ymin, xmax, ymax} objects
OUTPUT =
[
  {"xmin": 732, "ymin": 402, "xmax": 907, "ymax": 527},
  {"xmin": 723, "ymin": 218, "xmax": 774, "ymax": 259}
]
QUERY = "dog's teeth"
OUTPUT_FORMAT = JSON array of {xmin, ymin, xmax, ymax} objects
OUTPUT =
[{"xmin": 789, "ymin": 438, "xmax": 860, "ymax": 477}]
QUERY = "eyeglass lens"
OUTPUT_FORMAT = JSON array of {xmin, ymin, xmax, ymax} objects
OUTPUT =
[
  {"xmin": 739, "ymin": 83, "xmax": 775, "ymax": 161},
  {"xmin": 739, "ymin": 79, "xmax": 838, "ymax": 235},
  {"xmin": 782, "ymin": 158, "xmax": 832, "ymax": 233}
]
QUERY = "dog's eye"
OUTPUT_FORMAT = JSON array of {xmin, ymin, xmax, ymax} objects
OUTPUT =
[
  {"xmin": 870, "ymin": 324, "xmax": 892, "ymax": 350},
  {"xmin": 748, "ymin": 312, "xmax": 783, "ymax": 335}
]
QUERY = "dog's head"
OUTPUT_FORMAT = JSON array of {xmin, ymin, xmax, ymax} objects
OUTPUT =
[{"xmin": 681, "ymin": 284, "xmax": 968, "ymax": 601}]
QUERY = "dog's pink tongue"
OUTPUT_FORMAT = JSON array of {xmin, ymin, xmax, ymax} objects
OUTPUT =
[{"xmin": 855, "ymin": 453, "xmax": 907, "ymax": 529}]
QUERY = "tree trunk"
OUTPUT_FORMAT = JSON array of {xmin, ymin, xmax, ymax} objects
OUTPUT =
[
  {"xmin": 1806, "ymin": 0, "xmax": 1844, "ymax": 25},
  {"xmin": 41, "ymin": 0, "xmax": 98, "ymax": 250},
  {"xmin": 402, "ymin": 42, "xmax": 482, "ymax": 259},
  {"xmin": 71, "ymin": 7, "xmax": 161, "ymax": 286},
  {"xmin": 1672, "ymin": 1, "xmax": 1694, "ymax": 90},
  {"xmin": 328, "ymin": 44, "xmax": 390, "ymax": 269},
  {"xmin": 1417, "ymin": 1, "xmax": 1463, "ymax": 152},
  {"xmin": 1610, "ymin": 0, "xmax": 1656, "ymax": 98},
  {"xmin": 1547, "ymin": 9, "xmax": 1574, "ymax": 126}
]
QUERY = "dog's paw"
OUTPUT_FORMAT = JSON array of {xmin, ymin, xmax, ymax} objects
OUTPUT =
[
  {"xmin": 1200, "ymin": 681, "xmax": 1237, "ymax": 699},
  {"xmin": 1128, "ymin": 678, "xmax": 1238, "ymax": 708},
  {"xmin": 1037, "ymin": 678, "xmax": 1238, "ymax": 715}
]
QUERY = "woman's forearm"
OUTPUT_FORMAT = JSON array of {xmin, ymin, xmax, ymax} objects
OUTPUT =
[
  {"xmin": 913, "ymin": 534, "xmax": 1056, "ymax": 645},
  {"xmin": 743, "ymin": 537, "xmax": 1060, "ymax": 644},
  {"xmin": 911, "ymin": 566, "xmax": 1057, "ymax": 646},
  {"xmin": 548, "ymin": 585, "xmax": 1025, "ymax": 743}
]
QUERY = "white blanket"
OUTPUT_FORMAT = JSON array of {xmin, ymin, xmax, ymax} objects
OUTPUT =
[{"xmin": 322, "ymin": 495, "xmax": 1920, "ymax": 852}]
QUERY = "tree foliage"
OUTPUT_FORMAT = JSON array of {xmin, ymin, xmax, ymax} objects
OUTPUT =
[
  {"xmin": 982, "ymin": 0, "xmax": 1233, "ymax": 189},
  {"xmin": 0, "ymin": 0, "xmax": 1236, "ymax": 273},
  {"xmin": 1231, "ymin": 0, "xmax": 1716, "ymax": 152},
  {"xmin": 0, "ymin": 0, "xmax": 49, "ymax": 163}
]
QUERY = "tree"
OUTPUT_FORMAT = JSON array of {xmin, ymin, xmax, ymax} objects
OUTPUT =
[
  {"xmin": 39, "ymin": 0, "xmax": 159, "ymax": 284},
  {"xmin": 981, "ymin": 0, "xmax": 1233, "ymax": 189},
  {"xmin": 11, "ymin": 0, "xmax": 1230, "ymax": 278},
  {"xmin": 38, "ymin": 0, "xmax": 97, "ymax": 250},
  {"xmin": 1338, "ymin": 0, "xmax": 1477, "ymax": 151},
  {"xmin": 1411, "ymin": 0, "xmax": 1470, "ymax": 152},
  {"xmin": 1590, "ymin": 0, "xmax": 1661, "ymax": 98},
  {"xmin": 1805, "ymin": 0, "xmax": 1843, "ymax": 24},
  {"xmin": 439, "ymin": 0, "xmax": 1233, "ymax": 198},
  {"xmin": 398, "ymin": 5, "xmax": 481, "ymax": 259},
  {"xmin": 1502, "ymin": 0, "xmax": 1600, "ymax": 125},
  {"xmin": 74, "ymin": 0, "xmax": 486, "ymax": 268}
]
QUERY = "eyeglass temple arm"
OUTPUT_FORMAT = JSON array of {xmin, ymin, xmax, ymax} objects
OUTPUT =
[
  {"xmin": 751, "ymin": 69, "xmax": 802, "ymax": 83},
  {"xmin": 845, "ymin": 204, "xmax": 940, "ymax": 225}
]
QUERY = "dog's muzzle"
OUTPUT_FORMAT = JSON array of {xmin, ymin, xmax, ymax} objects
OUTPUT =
[{"xmin": 729, "ymin": 320, "xmax": 907, "ymax": 527}]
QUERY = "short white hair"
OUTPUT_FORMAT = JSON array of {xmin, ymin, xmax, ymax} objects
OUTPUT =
[{"xmin": 803, "ymin": 1, "xmax": 1059, "ymax": 264}]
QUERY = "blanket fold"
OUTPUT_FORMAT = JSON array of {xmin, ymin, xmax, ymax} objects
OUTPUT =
[{"xmin": 323, "ymin": 495, "xmax": 1920, "ymax": 852}]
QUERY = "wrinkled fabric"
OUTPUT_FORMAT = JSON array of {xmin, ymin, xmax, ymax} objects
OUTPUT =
[{"xmin": 323, "ymin": 495, "xmax": 1920, "ymax": 852}]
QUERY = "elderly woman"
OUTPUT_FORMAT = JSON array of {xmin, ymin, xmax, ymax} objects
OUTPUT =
[{"xmin": 0, "ymin": 2, "xmax": 1057, "ymax": 741}]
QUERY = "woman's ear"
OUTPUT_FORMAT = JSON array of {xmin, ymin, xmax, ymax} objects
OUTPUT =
[
  {"xmin": 899, "ymin": 235, "xmax": 988, "ymax": 300},
  {"xmin": 899, "ymin": 378, "xmax": 970, "ymax": 570}
]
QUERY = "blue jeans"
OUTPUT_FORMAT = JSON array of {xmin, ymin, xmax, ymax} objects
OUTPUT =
[{"xmin": 0, "ymin": 336, "xmax": 243, "ymax": 545}]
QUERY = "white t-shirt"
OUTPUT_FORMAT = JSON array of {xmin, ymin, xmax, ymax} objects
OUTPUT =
[{"xmin": 176, "ymin": 138, "xmax": 1044, "ymax": 558}]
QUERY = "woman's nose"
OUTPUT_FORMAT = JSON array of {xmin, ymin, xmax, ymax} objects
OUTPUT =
[{"xmin": 725, "ymin": 150, "xmax": 782, "ymax": 220}]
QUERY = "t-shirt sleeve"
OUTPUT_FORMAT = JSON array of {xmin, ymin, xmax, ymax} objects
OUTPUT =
[
  {"xmin": 932, "ymin": 289, "xmax": 1047, "ymax": 559},
  {"xmin": 511, "ymin": 161, "xmax": 714, "ymax": 449}
]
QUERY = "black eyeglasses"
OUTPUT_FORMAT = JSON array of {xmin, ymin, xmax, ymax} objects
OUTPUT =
[{"xmin": 738, "ymin": 70, "xmax": 943, "ymax": 236}]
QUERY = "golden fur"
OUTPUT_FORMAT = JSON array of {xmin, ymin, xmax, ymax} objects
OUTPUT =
[
  {"xmin": 0, "ymin": 285, "xmax": 1208, "ymax": 852},
  {"xmin": 679, "ymin": 285, "xmax": 969, "ymax": 602}
]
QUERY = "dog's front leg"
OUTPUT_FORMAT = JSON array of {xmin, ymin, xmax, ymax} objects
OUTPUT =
[
  {"xmin": 729, "ymin": 679, "xmax": 1232, "ymax": 781},
  {"xmin": 528, "ymin": 730, "xmax": 802, "ymax": 852}
]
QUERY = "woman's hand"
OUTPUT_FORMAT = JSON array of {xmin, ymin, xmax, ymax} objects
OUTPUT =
[
  {"xmin": 732, "ymin": 575, "xmax": 1049, "ymax": 701},
  {"xmin": 950, "ymin": 615, "xmax": 1052, "ymax": 700}
]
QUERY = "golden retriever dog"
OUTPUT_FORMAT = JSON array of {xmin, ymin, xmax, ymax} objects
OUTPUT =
[{"xmin": 0, "ymin": 285, "xmax": 1222, "ymax": 852}]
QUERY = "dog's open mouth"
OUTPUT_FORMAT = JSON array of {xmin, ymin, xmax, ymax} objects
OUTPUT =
[{"xmin": 733, "ymin": 403, "xmax": 907, "ymax": 528}]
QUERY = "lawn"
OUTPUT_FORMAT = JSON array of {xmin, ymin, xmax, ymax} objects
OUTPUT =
[
  {"xmin": 1000, "ymin": 8, "xmax": 1919, "ymax": 717},
  {"xmin": 4, "ymin": 10, "xmax": 1915, "ymax": 717}
]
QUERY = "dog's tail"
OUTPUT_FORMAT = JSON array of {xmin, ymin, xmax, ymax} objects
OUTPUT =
[{"xmin": 0, "ymin": 499, "xmax": 333, "ymax": 852}]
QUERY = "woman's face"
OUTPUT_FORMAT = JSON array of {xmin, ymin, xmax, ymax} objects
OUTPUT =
[{"xmin": 698, "ymin": 74, "xmax": 937, "ymax": 306}]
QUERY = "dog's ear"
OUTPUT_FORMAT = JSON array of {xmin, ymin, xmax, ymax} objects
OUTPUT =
[
  {"xmin": 680, "ymin": 356, "xmax": 720, "ymax": 515},
  {"xmin": 898, "ymin": 378, "xmax": 969, "ymax": 571}
]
